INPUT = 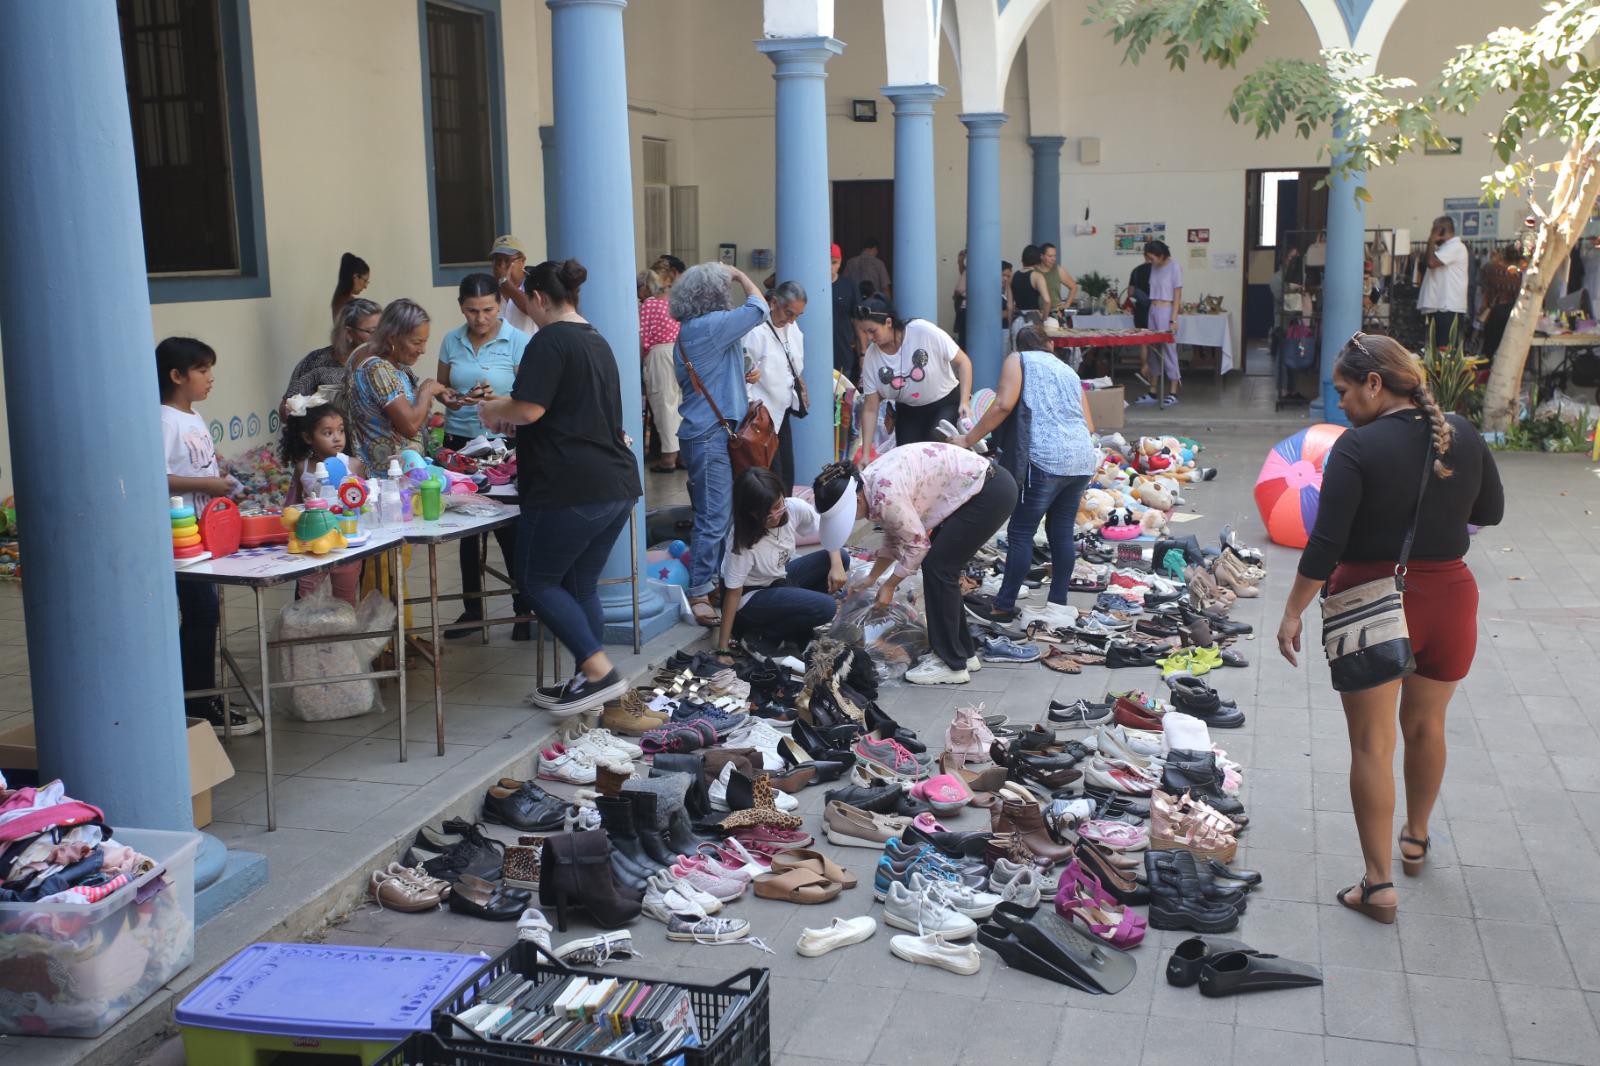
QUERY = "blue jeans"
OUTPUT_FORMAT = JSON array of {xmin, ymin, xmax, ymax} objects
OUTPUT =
[
  {"xmin": 733, "ymin": 550, "xmax": 847, "ymax": 642},
  {"xmin": 680, "ymin": 426, "xmax": 733, "ymax": 597},
  {"xmin": 996, "ymin": 465, "xmax": 1091, "ymax": 612},
  {"xmin": 516, "ymin": 497, "xmax": 635, "ymax": 664}
]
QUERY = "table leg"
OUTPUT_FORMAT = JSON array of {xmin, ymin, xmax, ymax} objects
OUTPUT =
[
  {"xmin": 219, "ymin": 588, "xmax": 232, "ymax": 743},
  {"xmin": 255, "ymin": 586, "xmax": 276, "ymax": 832},
  {"xmin": 478, "ymin": 532, "xmax": 490, "ymax": 645},
  {"xmin": 395, "ymin": 545, "xmax": 408, "ymax": 762},
  {"xmin": 430, "ymin": 541, "xmax": 444, "ymax": 756}
]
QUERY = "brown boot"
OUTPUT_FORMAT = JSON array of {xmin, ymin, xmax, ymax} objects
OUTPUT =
[
  {"xmin": 702, "ymin": 747, "xmax": 759, "ymax": 783},
  {"xmin": 991, "ymin": 800, "xmax": 1073, "ymax": 863},
  {"xmin": 595, "ymin": 765, "xmax": 631, "ymax": 798},
  {"xmin": 601, "ymin": 691, "xmax": 669, "ymax": 736}
]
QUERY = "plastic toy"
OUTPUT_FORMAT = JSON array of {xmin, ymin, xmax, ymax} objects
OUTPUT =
[
  {"xmin": 170, "ymin": 497, "xmax": 211, "ymax": 564},
  {"xmin": 281, "ymin": 499, "xmax": 348, "ymax": 555},
  {"xmin": 645, "ymin": 550, "xmax": 690, "ymax": 589},
  {"xmin": 1255, "ymin": 423, "xmax": 1348, "ymax": 548},
  {"xmin": 239, "ymin": 510, "xmax": 290, "ymax": 547},
  {"xmin": 197, "ymin": 498, "xmax": 242, "ymax": 558}
]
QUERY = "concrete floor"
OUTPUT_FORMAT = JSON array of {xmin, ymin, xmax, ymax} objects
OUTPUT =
[{"xmin": 8, "ymin": 376, "xmax": 1600, "ymax": 1065}]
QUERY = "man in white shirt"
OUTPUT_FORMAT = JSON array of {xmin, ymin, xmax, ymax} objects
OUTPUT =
[
  {"xmin": 1418, "ymin": 215, "xmax": 1469, "ymax": 346},
  {"xmin": 490, "ymin": 234, "xmax": 539, "ymax": 336},
  {"xmin": 742, "ymin": 281, "xmax": 809, "ymax": 490}
]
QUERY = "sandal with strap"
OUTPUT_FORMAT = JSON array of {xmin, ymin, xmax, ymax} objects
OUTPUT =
[
  {"xmin": 688, "ymin": 596, "xmax": 720, "ymax": 627},
  {"xmin": 1337, "ymin": 876, "xmax": 1397, "ymax": 924},
  {"xmin": 1399, "ymin": 833, "xmax": 1431, "ymax": 877}
]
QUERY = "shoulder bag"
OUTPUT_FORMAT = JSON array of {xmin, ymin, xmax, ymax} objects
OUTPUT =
[
  {"xmin": 768, "ymin": 322, "xmax": 808, "ymax": 418},
  {"xmin": 1318, "ymin": 442, "xmax": 1433, "ymax": 693},
  {"xmin": 674, "ymin": 340, "xmax": 778, "ymax": 477}
]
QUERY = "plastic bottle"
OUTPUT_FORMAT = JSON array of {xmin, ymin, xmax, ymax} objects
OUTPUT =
[
  {"xmin": 419, "ymin": 477, "xmax": 442, "ymax": 521},
  {"xmin": 377, "ymin": 460, "xmax": 405, "ymax": 526}
]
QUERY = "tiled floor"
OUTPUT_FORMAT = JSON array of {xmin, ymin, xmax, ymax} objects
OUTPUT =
[{"xmin": 12, "ymin": 384, "xmax": 1600, "ymax": 1065}]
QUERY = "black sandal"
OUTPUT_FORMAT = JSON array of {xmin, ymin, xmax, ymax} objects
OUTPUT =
[
  {"xmin": 1399, "ymin": 833, "xmax": 1431, "ymax": 877},
  {"xmin": 1337, "ymin": 876, "xmax": 1397, "ymax": 924}
]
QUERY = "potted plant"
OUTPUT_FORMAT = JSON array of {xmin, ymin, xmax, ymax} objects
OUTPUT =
[
  {"xmin": 1420, "ymin": 319, "xmax": 1486, "ymax": 415},
  {"xmin": 1077, "ymin": 271, "xmax": 1113, "ymax": 312}
]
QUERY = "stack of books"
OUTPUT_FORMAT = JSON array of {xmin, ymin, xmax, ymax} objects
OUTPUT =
[{"xmin": 446, "ymin": 971, "xmax": 741, "ymax": 1061}]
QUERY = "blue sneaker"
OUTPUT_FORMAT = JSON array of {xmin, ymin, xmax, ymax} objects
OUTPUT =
[
  {"xmin": 670, "ymin": 700, "xmax": 748, "ymax": 740},
  {"xmin": 1131, "ymin": 393, "xmax": 1158, "ymax": 406},
  {"xmin": 978, "ymin": 635, "xmax": 1040, "ymax": 664},
  {"xmin": 873, "ymin": 842, "xmax": 966, "ymax": 900}
]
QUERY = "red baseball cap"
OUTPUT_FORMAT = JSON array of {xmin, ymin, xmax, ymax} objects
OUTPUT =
[{"xmin": 830, "ymin": 243, "xmax": 842, "ymax": 260}]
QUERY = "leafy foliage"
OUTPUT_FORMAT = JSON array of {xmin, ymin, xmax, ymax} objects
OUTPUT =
[
  {"xmin": 1086, "ymin": 0, "xmax": 1268, "ymax": 71},
  {"xmin": 1419, "ymin": 318, "xmax": 1486, "ymax": 415},
  {"xmin": 1077, "ymin": 271, "xmax": 1115, "ymax": 300}
]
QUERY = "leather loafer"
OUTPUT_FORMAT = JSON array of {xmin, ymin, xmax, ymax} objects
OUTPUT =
[{"xmin": 483, "ymin": 782, "xmax": 568, "ymax": 832}]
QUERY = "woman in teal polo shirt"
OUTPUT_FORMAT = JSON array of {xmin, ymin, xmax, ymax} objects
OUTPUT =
[{"xmin": 437, "ymin": 273, "xmax": 534, "ymax": 639}]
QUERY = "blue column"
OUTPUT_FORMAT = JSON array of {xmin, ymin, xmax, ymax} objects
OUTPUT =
[
  {"xmin": 1316, "ymin": 153, "xmax": 1365, "ymax": 426},
  {"xmin": 547, "ymin": 0, "xmax": 671, "ymax": 642},
  {"xmin": 757, "ymin": 37, "xmax": 843, "ymax": 487},
  {"xmin": 960, "ymin": 112, "xmax": 1008, "ymax": 388},
  {"xmin": 539, "ymin": 125, "xmax": 560, "ymax": 260},
  {"xmin": 1028, "ymin": 135, "xmax": 1065, "ymax": 248},
  {"xmin": 881, "ymin": 84, "xmax": 945, "ymax": 323},
  {"xmin": 0, "ymin": 7, "xmax": 192, "ymax": 829}
]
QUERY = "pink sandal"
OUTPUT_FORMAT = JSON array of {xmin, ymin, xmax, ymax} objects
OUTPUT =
[
  {"xmin": 1054, "ymin": 859, "xmax": 1147, "ymax": 949},
  {"xmin": 1078, "ymin": 819, "xmax": 1149, "ymax": 852},
  {"xmin": 911, "ymin": 812, "xmax": 950, "ymax": 835},
  {"xmin": 909, "ymin": 773, "xmax": 973, "ymax": 813}
]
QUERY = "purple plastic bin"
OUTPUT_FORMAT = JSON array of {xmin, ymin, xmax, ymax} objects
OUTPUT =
[{"xmin": 176, "ymin": 942, "xmax": 486, "ymax": 1043}]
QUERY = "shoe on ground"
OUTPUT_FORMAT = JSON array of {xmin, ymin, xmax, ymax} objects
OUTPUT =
[
  {"xmin": 538, "ymin": 747, "xmax": 597, "ymax": 785},
  {"xmin": 516, "ymin": 907, "xmax": 553, "ymax": 951},
  {"xmin": 545, "ymin": 669, "xmax": 627, "ymax": 718},
  {"xmin": 667, "ymin": 912, "xmax": 750, "ymax": 943},
  {"xmin": 1048, "ymin": 699, "xmax": 1113, "ymax": 726},
  {"xmin": 443, "ymin": 610, "xmax": 482, "ymax": 640},
  {"xmin": 906, "ymin": 657, "xmax": 971, "ymax": 686},
  {"xmin": 889, "ymin": 931, "xmax": 982, "ymax": 975},
  {"xmin": 882, "ymin": 880, "xmax": 979, "ymax": 938},
  {"xmin": 511, "ymin": 621, "xmax": 532, "ymax": 642},
  {"xmin": 979, "ymin": 635, "xmax": 1041, "ymax": 664},
  {"xmin": 797, "ymin": 915, "xmax": 878, "ymax": 957},
  {"xmin": 1020, "ymin": 603, "xmax": 1078, "ymax": 630},
  {"xmin": 1132, "ymin": 393, "xmax": 1158, "ymax": 406},
  {"xmin": 908, "ymin": 871, "xmax": 1001, "ymax": 919},
  {"xmin": 1161, "ymin": 394, "xmax": 1180, "ymax": 408},
  {"xmin": 552, "ymin": 930, "xmax": 636, "ymax": 966},
  {"xmin": 203, "ymin": 705, "xmax": 262, "ymax": 737}
]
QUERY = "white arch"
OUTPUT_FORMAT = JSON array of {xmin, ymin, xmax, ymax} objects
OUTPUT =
[
  {"xmin": 949, "ymin": 0, "xmax": 1051, "ymax": 112},
  {"xmin": 881, "ymin": 0, "xmax": 942, "ymax": 87},
  {"xmin": 1023, "ymin": 2, "xmax": 1062, "ymax": 136},
  {"xmin": 1351, "ymin": 0, "xmax": 1411, "ymax": 64},
  {"xmin": 1296, "ymin": 0, "xmax": 1411, "ymax": 72}
]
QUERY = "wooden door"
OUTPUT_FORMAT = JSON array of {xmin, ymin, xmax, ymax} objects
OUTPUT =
[{"xmin": 831, "ymin": 180, "xmax": 895, "ymax": 293}]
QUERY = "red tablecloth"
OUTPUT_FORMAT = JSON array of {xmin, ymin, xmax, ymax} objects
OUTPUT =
[{"xmin": 1048, "ymin": 329, "xmax": 1174, "ymax": 348}]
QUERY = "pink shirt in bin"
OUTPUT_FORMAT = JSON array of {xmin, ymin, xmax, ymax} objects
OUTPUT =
[{"xmin": 863, "ymin": 443, "xmax": 991, "ymax": 578}]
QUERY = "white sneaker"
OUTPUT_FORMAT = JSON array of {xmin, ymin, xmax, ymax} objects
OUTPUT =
[
  {"xmin": 537, "ymin": 747, "xmax": 596, "ymax": 784},
  {"xmin": 516, "ymin": 907, "xmax": 553, "ymax": 951},
  {"xmin": 561, "ymin": 723, "xmax": 644, "ymax": 761},
  {"xmin": 882, "ymin": 880, "xmax": 978, "ymax": 938},
  {"xmin": 905, "ymin": 657, "xmax": 970, "ymax": 686},
  {"xmin": 726, "ymin": 719, "xmax": 787, "ymax": 770},
  {"xmin": 907, "ymin": 872, "xmax": 1001, "ymax": 920},
  {"xmin": 551, "ymin": 930, "xmax": 635, "ymax": 966},
  {"xmin": 796, "ymin": 916, "xmax": 878, "ymax": 957},
  {"xmin": 979, "ymin": 574, "xmax": 1029, "ymax": 600},
  {"xmin": 889, "ymin": 932, "xmax": 982, "ymax": 975},
  {"xmin": 1020, "ymin": 603, "xmax": 1078, "ymax": 630},
  {"xmin": 641, "ymin": 882, "xmax": 707, "ymax": 923},
  {"xmin": 648, "ymin": 871, "xmax": 721, "ymax": 914},
  {"xmin": 988, "ymin": 862, "xmax": 1042, "ymax": 909},
  {"xmin": 965, "ymin": 655, "xmax": 984, "ymax": 673}
]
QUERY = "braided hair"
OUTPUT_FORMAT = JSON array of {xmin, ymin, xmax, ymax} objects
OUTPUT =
[
  {"xmin": 1333, "ymin": 332, "xmax": 1454, "ymax": 479},
  {"xmin": 813, "ymin": 459, "xmax": 861, "ymax": 512}
]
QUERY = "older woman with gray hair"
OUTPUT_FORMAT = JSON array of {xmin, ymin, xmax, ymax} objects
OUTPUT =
[
  {"xmin": 743, "ymin": 280, "xmax": 809, "ymax": 491},
  {"xmin": 345, "ymin": 297, "xmax": 452, "ymax": 472},
  {"xmin": 670, "ymin": 261, "xmax": 767, "ymax": 626},
  {"xmin": 281, "ymin": 297, "xmax": 381, "ymax": 415}
]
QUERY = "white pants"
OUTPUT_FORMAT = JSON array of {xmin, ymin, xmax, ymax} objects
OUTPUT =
[{"xmin": 644, "ymin": 343, "xmax": 682, "ymax": 454}]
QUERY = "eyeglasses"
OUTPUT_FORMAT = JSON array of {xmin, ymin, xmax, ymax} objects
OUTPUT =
[{"xmin": 350, "ymin": 325, "xmax": 375, "ymax": 337}]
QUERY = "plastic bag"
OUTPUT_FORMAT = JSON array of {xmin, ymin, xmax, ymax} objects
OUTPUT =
[
  {"xmin": 826, "ymin": 571, "xmax": 929, "ymax": 679},
  {"xmin": 1534, "ymin": 387, "xmax": 1600, "ymax": 428},
  {"xmin": 274, "ymin": 584, "xmax": 396, "ymax": 721}
]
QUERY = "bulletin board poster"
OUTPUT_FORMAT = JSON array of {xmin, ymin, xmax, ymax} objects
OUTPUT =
[
  {"xmin": 1187, "ymin": 228, "xmax": 1210, "ymax": 244},
  {"xmin": 1115, "ymin": 222, "xmax": 1166, "ymax": 254},
  {"xmin": 1443, "ymin": 197, "xmax": 1498, "ymax": 238}
]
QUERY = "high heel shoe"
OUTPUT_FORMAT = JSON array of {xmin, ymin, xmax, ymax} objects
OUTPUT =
[
  {"xmin": 538, "ymin": 831, "xmax": 643, "ymax": 932},
  {"xmin": 1337, "ymin": 877, "xmax": 1397, "ymax": 924},
  {"xmin": 779, "ymin": 735, "xmax": 846, "ymax": 783}
]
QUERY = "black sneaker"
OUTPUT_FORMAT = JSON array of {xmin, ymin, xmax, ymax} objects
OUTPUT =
[
  {"xmin": 511, "ymin": 621, "xmax": 532, "ymax": 641},
  {"xmin": 1047, "ymin": 699, "xmax": 1113, "ymax": 726},
  {"xmin": 202, "ymin": 704, "xmax": 262, "ymax": 737},
  {"xmin": 443, "ymin": 611, "xmax": 483, "ymax": 640},
  {"xmin": 545, "ymin": 669, "xmax": 626, "ymax": 719},
  {"xmin": 963, "ymin": 592, "xmax": 1018, "ymax": 625}
]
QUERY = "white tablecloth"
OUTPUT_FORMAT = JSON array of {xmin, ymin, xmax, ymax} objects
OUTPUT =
[{"xmin": 1068, "ymin": 313, "xmax": 1234, "ymax": 374}]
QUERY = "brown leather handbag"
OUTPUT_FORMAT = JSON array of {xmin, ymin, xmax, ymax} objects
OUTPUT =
[{"xmin": 675, "ymin": 341, "xmax": 778, "ymax": 477}]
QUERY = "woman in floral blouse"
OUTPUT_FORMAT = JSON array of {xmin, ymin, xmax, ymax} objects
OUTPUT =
[{"xmin": 815, "ymin": 443, "xmax": 1017, "ymax": 686}]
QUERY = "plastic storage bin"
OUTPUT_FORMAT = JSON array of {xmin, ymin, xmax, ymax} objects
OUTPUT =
[
  {"xmin": 0, "ymin": 826, "xmax": 200, "ymax": 1038},
  {"xmin": 176, "ymin": 942, "xmax": 488, "ymax": 1066},
  {"xmin": 414, "ymin": 941, "xmax": 770, "ymax": 1066}
]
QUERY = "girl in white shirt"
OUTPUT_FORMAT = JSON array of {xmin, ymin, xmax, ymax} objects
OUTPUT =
[
  {"xmin": 852, "ymin": 294, "xmax": 973, "ymax": 458},
  {"xmin": 716, "ymin": 467, "xmax": 847, "ymax": 655}
]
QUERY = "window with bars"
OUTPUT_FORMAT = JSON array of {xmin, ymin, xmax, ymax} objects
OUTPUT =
[
  {"xmin": 422, "ymin": 0, "xmax": 505, "ymax": 272},
  {"xmin": 117, "ymin": 0, "xmax": 238, "ymax": 275}
]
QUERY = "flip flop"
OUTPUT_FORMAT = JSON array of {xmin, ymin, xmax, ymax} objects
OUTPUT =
[
  {"xmin": 770, "ymin": 848, "xmax": 857, "ymax": 889},
  {"xmin": 753, "ymin": 867, "xmax": 842, "ymax": 903}
]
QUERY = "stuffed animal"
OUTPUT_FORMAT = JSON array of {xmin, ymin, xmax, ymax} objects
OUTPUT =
[
  {"xmin": 1139, "ymin": 509, "xmax": 1169, "ymax": 537},
  {"xmin": 1078, "ymin": 487, "xmax": 1115, "ymax": 529},
  {"xmin": 1131, "ymin": 478, "xmax": 1175, "ymax": 512}
]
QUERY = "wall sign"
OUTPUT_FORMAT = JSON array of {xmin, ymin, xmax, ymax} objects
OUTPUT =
[{"xmin": 1114, "ymin": 222, "xmax": 1165, "ymax": 254}]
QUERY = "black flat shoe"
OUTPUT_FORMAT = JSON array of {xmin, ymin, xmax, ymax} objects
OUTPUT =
[
  {"xmin": 1198, "ymin": 950, "xmax": 1322, "ymax": 997},
  {"xmin": 443, "ymin": 611, "xmax": 483, "ymax": 640},
  {"xmin": 1166, "ymin": 935, "xmax": 1258, "ymax": 987},
  {"xmin": 988, "ymin": 903, "xmax": 1138, "ymax": 996},
  {"xmin": 824, "ymin": 781, "xmax": 902, "ymax": 815},
  {"xmin": 1207, "ymin": 859, "xmax": 1261, "ymax": 886},
  {"xmin": 511, "ymin": 621, "xmax": 532, "ymax": 641}
]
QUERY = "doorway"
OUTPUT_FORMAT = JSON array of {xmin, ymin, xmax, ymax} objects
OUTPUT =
[
  {"xmin": 831, "ymin": 180, "xmax": 895, "ymax": 296},
  {"xmin": 1242, "ymin": 167, "xmax": 1329, "ymax": 352}
]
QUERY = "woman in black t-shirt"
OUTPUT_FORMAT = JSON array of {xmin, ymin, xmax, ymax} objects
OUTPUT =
[
  {"xmin": 479, "ymin": 259, "xmax": 643, "ymax": 718},
  {"xmin": 1277, "ymin": 333, "xmax": 1503, "ymax": 926}
]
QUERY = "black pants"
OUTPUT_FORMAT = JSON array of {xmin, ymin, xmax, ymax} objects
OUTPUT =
[
  {"xmin": 1424, "ymin": 311, "xmax": 1467, "ymax": 348},
  {"xmin": 893, "ymin": 385, "xmax": 961, "ymax": 447},
  {"xmin": 444, "ymin": 433, "xmax": 529, "ymax": 617},
  {"xmin": 775, "ymin": 416, "xmax": 796, "ymax": 490},
  {"xmin": 176, "ymin": 580, "xmax": 218, "ymax": 716},
  {"xmin": 924, "ymin": 465, "xmax": 1018, "ymax": 669},
  {"xmin": 1483, "ymin": 303, "xmax": 1512, "ymax": 356}
]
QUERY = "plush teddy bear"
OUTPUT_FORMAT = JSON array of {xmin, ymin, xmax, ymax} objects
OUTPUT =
[
  {"xmin": 1078, "ymin": 487, "xmax": 1115, "ymax": 529},
  {"xmin": 1131, "ymin": 477, "xmax": 1175, "ymax": 512}
]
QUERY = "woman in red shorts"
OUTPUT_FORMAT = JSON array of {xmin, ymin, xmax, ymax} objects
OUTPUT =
[{"xmin": 1277, "ymin": 333, "xmax": 1503, "ymax": 924}]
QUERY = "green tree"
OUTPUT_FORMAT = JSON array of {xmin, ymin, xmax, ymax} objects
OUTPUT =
[{"xmin": 1090, "ymin": 0, "xmax": 1600, "ymax": 432}]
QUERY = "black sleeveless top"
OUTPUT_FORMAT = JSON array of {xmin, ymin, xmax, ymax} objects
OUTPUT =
[{"xmin": 1011, "ymin": 270, "xmax": 1042, "ymax": 313}]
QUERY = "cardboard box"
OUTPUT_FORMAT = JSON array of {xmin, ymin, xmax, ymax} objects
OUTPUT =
[
  {"xmin": 0, "ymin": 718, "xmax": 234, "ymax": 828},
  {"xmin": 1085, "ymin": 385, "xmax": 1125, "ymax": 431}
]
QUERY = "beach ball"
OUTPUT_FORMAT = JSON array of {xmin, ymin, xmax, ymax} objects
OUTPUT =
[
  {"xmin": 645, "ymin": 549, "xmax": 690, "ymax": 588},
  {"xmin": 1254, "ymin": 424, "xmax": 1347, "ymax": 548}
]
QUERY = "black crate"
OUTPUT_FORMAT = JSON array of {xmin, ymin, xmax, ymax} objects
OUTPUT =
[{"xmin": 406, "ymin": 941, "xmax": 769, "ymax": 1066}]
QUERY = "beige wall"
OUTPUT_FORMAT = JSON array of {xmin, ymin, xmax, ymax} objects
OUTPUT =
[{"xmin": 0, "ymin": 0, "xmax": 1549, "ymax": 500}]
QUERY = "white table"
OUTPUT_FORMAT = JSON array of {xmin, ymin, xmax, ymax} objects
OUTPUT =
[
  {"xmin": 1069, "ymin": 312, "xmax": 1235, "ymax": 374},
  {"xmin": 177, "ymin": 528, "xmax": 407, "ymax": 831}
]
